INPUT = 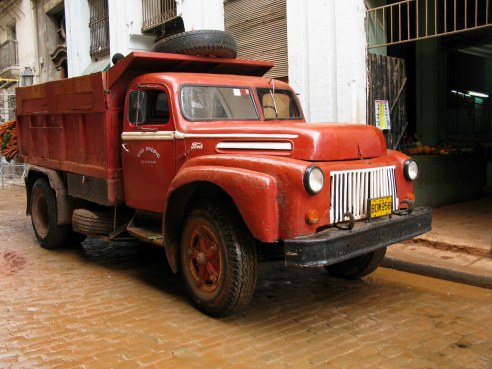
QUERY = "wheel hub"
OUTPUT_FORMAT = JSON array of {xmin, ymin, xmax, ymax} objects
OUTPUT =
[{"xmin": 188, "ymin": 225, "xmax": 221, "ymax": 292}]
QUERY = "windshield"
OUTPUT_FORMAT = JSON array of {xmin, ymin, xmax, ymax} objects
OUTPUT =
[
  {"xmin": 181, "ymin": 86, "xmax": 259, "ymax": 120},
  {"xmin": 256, "ymin": 88, "xmax": 302, "ymax": 120}
]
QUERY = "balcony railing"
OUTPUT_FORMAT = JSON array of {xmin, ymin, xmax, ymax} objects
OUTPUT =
[
  {"xmin": 89, "ymin": 0, "xmax": 110, "ymax": 58},
  {"xmin": 142, "ymin": 0, "xmax": 177, "ymax": 32},
  {"xmin": 0, "ymin": 40, "xmax": 19, "ymax": 71},
  {"xmin": 367, "ymin": 0, "xmax": 492, "ymax": 49}
]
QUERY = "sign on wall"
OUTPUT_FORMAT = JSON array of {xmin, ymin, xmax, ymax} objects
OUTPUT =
[{"xmin": 374, "ymin": 99, "xmax": 391, "ymax": 130}]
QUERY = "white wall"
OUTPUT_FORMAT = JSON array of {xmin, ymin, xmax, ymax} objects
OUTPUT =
[
  {"xmin": 66, "ymin": 0, "xmax": 170, "ymax": 76},
  {"xmin": 65, "ymin": 0, "xmax": 91, "ymax": 77},
  {"xmin": 176, "ymin": 0, "xmax": 224, "ymax": 31},
  {"xmin": 108, "ymin": 0, "xmax": 155, "ymax": 61},
  {"xmin": 286, "ymin": 0, "xmax": 367, "ymax": 124},
  {"xmin": 16, "ymin": 0, "xmax": 37, "ymax": 76}
]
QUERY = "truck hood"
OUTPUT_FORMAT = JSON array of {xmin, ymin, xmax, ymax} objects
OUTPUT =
[
  {"xmin": 285, "ymin": 123, "xmax": 387, "ymax": 161},
  {"xmin": 201, "ymin": 123, "xmax": 387, "ymax": 161}
]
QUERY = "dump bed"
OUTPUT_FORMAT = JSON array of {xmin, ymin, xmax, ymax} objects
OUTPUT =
[{"xmin": 16, "ymin": 72, "xmax": 116, "ymax": 179}]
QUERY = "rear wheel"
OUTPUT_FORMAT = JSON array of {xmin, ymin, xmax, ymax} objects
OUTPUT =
[
  {"xmin": 324, "ymin": 247, "xmax": 387, "ymax": 280},
  {"xmin": 30, "ymin": 178, "xmax": 71, "ymax": 249},
  {"xmin": 180, "ymin": 201, "xmax": 257, "ymax": 317}
]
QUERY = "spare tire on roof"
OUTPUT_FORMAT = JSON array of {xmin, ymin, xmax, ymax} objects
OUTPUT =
[{"xmin": 151, "ymin": 30, "xmax": 238, "ymax": 58}]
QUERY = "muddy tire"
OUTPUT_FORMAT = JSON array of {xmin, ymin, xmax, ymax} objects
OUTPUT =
[
  {"xmin": 72, "ymin": 209, "xmax": 117, "ymax": 236},
  {"xmin": 30, "ymin": 178, "xmax": 71, "ymax": 249},
  {"xmin": 151, "ymin": 30, "xmax": 237, "ymax": 58},
  {"xmin": 180, "ymin": 201, "xmax": 257, "ymax": 317},
  {"xmin": 324, "ymin": 247, "xmax": 387, "ymax": 280}
]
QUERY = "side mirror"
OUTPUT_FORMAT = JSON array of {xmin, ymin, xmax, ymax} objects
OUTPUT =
[{"xmin": 128, "ymin": 90, "xmax": 147, "ymax": 125}]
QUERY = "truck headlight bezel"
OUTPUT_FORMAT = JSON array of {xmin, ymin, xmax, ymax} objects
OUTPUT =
[
  {"xmin": 404, "ymin": 159, "xmax": 419, "ymax": 181},
  {"xmin": 304, "ymin": 166, "xmax": 324, "ymax": 194}
]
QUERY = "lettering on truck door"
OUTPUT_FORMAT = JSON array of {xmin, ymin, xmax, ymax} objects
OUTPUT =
[{"xmin": 122, "ymin": 87, "xmax": 175, "ymax": 212}]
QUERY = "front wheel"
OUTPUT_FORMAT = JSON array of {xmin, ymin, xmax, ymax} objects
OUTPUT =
[
  {"xmin": 30, "ymin": 178, "xmax": 71, "ymax": 249},
  {"xmin": 324, "ymin": 247, "xmax": 387, "ymax": 280},
  {"xmin": 180, "ymin": 201, "xmax": 257, "ymax": 317}
]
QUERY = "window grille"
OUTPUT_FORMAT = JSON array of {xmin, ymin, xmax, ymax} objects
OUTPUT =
[
  {"xmin": 89, "ymin": 0, "xmax": 110, "ymax": 58},
  {"xmin": 0, "ymin": 40, "xmax": 18, "ymax": 71},
  {"xmin": 142, "ymin": 0, "xmax": 177, "ymax": 32}
]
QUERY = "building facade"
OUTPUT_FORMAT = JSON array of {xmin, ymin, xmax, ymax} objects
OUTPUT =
[
  {"xmin": 0, "ymin": 0, "xmax": 34, "ymax": 120},
  {"xmin": 0, "ymin": 0, "xmax": 70, "ymax": 120}
]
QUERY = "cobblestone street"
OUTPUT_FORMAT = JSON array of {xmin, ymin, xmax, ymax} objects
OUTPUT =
[{"xmin": 1, "ymin": 185, "xmax": 491, "ymax": 369}]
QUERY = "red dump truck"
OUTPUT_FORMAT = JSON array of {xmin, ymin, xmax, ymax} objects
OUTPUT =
[{"xmin": 16, "ymin": 51, "xmax": 431, "ymax": 317}]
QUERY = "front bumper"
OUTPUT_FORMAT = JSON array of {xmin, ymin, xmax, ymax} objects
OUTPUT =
[{"xmin": 284, "ymin": 206, "xmax": 432, "ymax": 267}]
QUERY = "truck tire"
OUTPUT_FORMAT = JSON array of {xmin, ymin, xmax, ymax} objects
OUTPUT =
[
  {"xmin": 30, "ymin": 178, "xmax": 71, "ymax": 249},
  {"xmin": 324, "ymin": 247, "xmax": 387, "ymax": 280},
  {"xmin": 180, "ymin": 201, "xmax": 257, "ymax": 317},
  {"xmin": 72, "ymin": 208, "xmax": 117, "ymax": 236},
  {"xmin": 151, "ymin": 30, "xmax": 237, "ymax": 58}
]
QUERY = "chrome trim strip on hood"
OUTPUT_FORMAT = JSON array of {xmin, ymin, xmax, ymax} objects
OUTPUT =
[{"xmin": 216, "ymin": 142, "xmax": 292, "ymax": 150}]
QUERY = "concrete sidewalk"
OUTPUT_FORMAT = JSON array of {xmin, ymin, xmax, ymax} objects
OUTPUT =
[{"xmin": 382, "ymin": 196, "xmax": 492, "ymax": 289}]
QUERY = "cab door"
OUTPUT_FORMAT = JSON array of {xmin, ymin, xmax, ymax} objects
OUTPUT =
[{"xmin": 121, "ymin": 86, "xmax": 176, "ymax": 212}]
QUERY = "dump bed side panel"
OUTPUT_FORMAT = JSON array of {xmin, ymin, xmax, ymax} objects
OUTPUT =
[{"xmin": 16, "ymin": 72, "xmax": 123, "ymax": 205}]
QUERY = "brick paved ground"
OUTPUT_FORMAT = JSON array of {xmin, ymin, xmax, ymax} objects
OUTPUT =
[{"xmin": 1, "ymin": 186, "xmax": 491, "ymax": 369}]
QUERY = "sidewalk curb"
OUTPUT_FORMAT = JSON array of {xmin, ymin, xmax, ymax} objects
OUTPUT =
[{"xmin": 381, "ymin": 256, "xmax": 492, "ymax": 290}]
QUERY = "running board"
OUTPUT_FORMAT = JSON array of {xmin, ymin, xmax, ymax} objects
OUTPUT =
[{"xmin": 126, "ymin": 213, "xmax": 164, "ymax": 246}]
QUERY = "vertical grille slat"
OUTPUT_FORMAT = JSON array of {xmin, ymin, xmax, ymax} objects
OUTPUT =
[{"xmin": 329, "ymin": 166, "xmax": 399, "ymax": 224}]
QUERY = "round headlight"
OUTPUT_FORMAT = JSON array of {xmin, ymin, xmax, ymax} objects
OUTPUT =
[
  {"xmin": 304, "ymin": 166, "xmax": 324, "ymax": 194},
  {"xmin": 404, "ymin": 159, "xmax": 419, "ymax": 181}
]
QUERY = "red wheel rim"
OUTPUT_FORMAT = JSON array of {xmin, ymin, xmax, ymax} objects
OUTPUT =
[
  {"xmin": 32, "ymin": 190, "xmax": 49, "ymax": 237},
  {"xmin": 187, "ymin": 224, "xmax": 222, "ymax": 292}
]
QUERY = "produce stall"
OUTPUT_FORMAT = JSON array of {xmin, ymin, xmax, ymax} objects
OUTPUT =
[{"xmin": 0, "ymin": 120, "xmax": 17, "ymax": 161}]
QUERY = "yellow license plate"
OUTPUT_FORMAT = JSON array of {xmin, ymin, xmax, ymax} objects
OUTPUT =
[{"xmin": 368, "ymin": 196, "xmax": 393, "ymax": 219}]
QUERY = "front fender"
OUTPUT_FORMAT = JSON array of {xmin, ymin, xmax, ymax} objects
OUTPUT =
[{"xmin": 168, "ymin": 166, "xmax": 279, "ymax": 242}]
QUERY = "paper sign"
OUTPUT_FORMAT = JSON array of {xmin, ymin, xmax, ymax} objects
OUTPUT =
[{"xmin": 374, "ymin": 100, "xmax": 391, "ymax": 130}]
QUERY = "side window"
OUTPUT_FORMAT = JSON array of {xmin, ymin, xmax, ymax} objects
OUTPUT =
[
  {"xmin": 127, "ymin": 90, "xmax": 170, "ymax": 125},
  {"xmin": 256, "ymin": 88, "xmax": 302, "ymax": 119},
  {"xmin": 153, "ymin": 92, "xmax": 169, "ymax": 121}
]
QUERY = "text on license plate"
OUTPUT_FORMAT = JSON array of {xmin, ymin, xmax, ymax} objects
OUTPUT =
[{"xmin": 368, "ymin": 196, "xmax": 393, "ymax": 219}]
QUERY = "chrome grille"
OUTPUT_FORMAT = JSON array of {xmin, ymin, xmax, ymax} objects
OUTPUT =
[{"xmin": 330, "ymin": 166, "xmax": 398, "ymax": 224}]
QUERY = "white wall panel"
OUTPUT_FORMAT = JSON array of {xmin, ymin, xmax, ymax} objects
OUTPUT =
[
  {"xmin": 287, "ymin": 0, "xmax": 367, "ymax": 124},
  {"xmin": 66, "ymin": 0, "xmax": 91, "ymax": 77},
  {"xmin": 177, "ymin": 0, "xmax": 224, "ymax": 31}
]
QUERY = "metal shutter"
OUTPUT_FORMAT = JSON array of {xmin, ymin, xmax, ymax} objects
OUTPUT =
[{"xmin": 224, "ymin": 0, "xmax": 288, "ymax": 79}]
